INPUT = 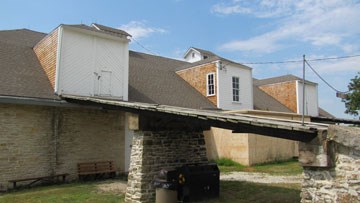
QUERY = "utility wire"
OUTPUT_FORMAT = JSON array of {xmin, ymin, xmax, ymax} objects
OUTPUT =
[
  {"xmin": 305, "ymin": 60, "xmax": 350, "ymax": 94},
  {"xmin": 130, "ymin": 37, "xmax": 160, "ymax": 56},
  {"xmin": 241, "ymin": 53, "xmax": 360, "ymax": 65}
]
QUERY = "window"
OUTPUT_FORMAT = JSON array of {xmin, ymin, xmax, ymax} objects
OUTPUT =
[
  {"xmin": 192, "ymin": 52, "xmax": 195, "ymax": 58},
  {"xmin": 207, "ymin": 73, "xmax": 215, "ymax": 96},
  {"xmin": 232, "ymin": 76, "xmax": 240, "ymax": 102}
]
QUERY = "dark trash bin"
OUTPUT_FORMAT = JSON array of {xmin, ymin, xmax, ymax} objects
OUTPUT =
[
  {"xmin": 177, "ymin": 163, "xmax": 220, "ymax": 202},
  {"xmin": 154, "ymin": 168, "xmax": 178, "ymax": 203}
]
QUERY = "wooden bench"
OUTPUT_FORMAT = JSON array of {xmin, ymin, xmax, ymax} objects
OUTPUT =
[
  {"xmin": 78, "ymin": 161, "xmax": 116, "ymax": 180},
  {"xmin": 8, "ymin": 173, "xmax": 69, "ymax": 189}
]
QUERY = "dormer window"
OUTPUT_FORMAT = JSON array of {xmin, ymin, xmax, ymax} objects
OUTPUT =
[
  {"xmin": 207, "ymin": 73, "xmax": 215, "ymax": 96},
  {"xmin": 232, "ymin": 76, "xmax": 240, "ymax": 102}
]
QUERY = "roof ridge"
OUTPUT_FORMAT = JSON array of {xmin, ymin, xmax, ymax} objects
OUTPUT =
[{"xmin": 0, "ymin": 28, "xmax": 46, "ymax": 35}]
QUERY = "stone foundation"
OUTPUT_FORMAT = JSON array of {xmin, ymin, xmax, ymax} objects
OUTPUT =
[
  {"xmin": 125, "ymin": 130, "xmax": 208, "ymax": 203},
  {"xmin": 300, "ymin": 125, "xmax": 360, "ymax": 202}
]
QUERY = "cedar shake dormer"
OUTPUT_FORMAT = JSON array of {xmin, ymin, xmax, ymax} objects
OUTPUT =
[
  {"xmin": 179, "ymin": 47, "xmax": 254, "ymax": 111},
  {"xmin": 33, "ymin": 28, "xmax": 59, "ymax": 89},
  {"xmin": 176, "ymin": 62, "xmax": 218, "ymax": 106},
  {"xmin": 257, "ymin": 75, "xmax": 319, "ymax": 116},
  {"xmin": 258, "ymin": 81, "xmax": 298, "ymax": 113},
  {"xmin": 33, "ymin": 24, "xmax": 131, "ymax": 100}
]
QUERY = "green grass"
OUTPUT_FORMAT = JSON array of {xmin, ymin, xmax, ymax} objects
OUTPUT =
[
  {"xmin": 0, "ymin": 159, "xmax": 302, "ymax": 202},
  {"xmin": 208, "ymin": 181, "xmax": 301, "ymax": 203},
  {"xmin": 215, "ymin": 157, "xmax": 303, "ymax": 175},
  {"xmin": 0, "ymin": 182, "xmax": 124, "ymax": 203}
]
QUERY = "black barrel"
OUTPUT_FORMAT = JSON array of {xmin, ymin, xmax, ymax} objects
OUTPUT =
[{"xmin": 177, "ymin": 163, "xmax": 220, "ymax": 202}]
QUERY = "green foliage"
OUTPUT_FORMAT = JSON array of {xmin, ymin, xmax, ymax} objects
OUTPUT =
[{"xmin": 343, "ymin": 72, "xmax": 360, "ymax": 117}]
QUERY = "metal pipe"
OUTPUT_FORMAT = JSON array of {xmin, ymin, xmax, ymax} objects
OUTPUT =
[{"xmin": 302, "ymin": 55, "xmax": 306, "ymax": 126}]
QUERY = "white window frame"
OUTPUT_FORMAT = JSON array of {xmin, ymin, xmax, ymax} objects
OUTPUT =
[
  {"xmin": 232, "ymin": 76, "xmax": 240, "ymax": 102},
  {"xmin": 206, "ymin": 72, "xmax": 216, "ymax": 96}
]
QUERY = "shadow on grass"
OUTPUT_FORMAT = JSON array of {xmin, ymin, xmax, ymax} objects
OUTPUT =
[{"xmin": 208, "ymin": 180, "xmax": 301, "ymax": 203}]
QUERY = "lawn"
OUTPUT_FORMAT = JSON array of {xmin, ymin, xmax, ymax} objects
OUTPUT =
[
  {"xmin": 0, "ymin": 182, "xmax": 124, "ymax": 203},
  {"xmin": 0, "ymin": 159, "xmax": 302, "ymax": 203},
  {"xmin": 215, "ymin": 157, "xmax": 303, "ymax": 175}
]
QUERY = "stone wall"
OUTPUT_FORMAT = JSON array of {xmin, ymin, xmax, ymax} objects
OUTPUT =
[
  {"xmin": 300, "ymin": 125, "xmax": 360, "ymax": 202},
  {"xmin": 0, "ymin": 103, "xmax": 125, "ymax": 191},
  {"xmin": 125, "ymin": 130, "xmax": 208, "ymax": 203}
]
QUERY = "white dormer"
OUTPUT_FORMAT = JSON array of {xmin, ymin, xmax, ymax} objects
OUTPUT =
[
  {"xmin": 183, "ymin": 47, "xmax": 215, "ymax": 63},
  {"xmin": 34, "ymin": 23, "xmax": 131, "ymax": 101}
]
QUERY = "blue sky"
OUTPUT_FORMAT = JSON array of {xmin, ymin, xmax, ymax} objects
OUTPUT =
[{"xmin": 1, "ymin": 0, "xmax": 359, "ymax": 119}]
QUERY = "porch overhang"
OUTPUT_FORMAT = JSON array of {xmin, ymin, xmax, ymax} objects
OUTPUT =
[{"xmin": 62, "ymin": 95, "xmax": 329, "ymax": 142}]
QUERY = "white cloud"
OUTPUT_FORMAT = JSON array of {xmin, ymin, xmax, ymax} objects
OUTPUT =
[
  {"xmin": 119, "ymin": 21, "xmax": 166, "ymax": 39},
  {"xmin": 211, "ymin": 0, "xmax": 294, "ymax": 18},
  {"xmin": 216, "ymin": 0, "xmax": 360, "ymax": 53}
]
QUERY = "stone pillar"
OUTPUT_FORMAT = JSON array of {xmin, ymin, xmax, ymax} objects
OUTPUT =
[
  {"xmin": 300, "ymin": 125, "xmax": 360, "ymax": 202},
  {"xmin": 125, "ymin": 130, "xmax": 208, "ymax": 203}
]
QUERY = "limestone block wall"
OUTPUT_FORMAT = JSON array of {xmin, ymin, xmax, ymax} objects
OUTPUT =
[
  {"xmin": 0, "ymin": 103, "xmax": 125, "ymax": 191},
  {"xmin": 0, "ymin": 104, "xmax": 53, "ymax": 191},
  {"xmin": 301, "ymin": 125, "xmax": 360, "ymax": 202},
  {"xmin": 125, "ymin": 130, "xmax": 208, "ymax": 203}
]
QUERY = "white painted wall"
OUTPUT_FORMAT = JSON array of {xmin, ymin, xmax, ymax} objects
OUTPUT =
[
  {"xmin": 217, "ymin": 62, "xmax": 253, "ymax": 110},
  {"xmin": 184, "ymin": 49, "xmax": 202, "ymax": 63},
  {"xmin": 296, "ymin": 81, "xmax": 319, "ymax": 116},
  {"xmin": 56, "ymin": 26, "xmax": 129, "ymax": 100},
  {"xmin": 124, "ymin": 113, "xmax": 134, "ymax": 172}
]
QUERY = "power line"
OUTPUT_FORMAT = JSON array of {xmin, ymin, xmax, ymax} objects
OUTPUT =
[
  {"xmin": 305, "ymin": 60, "xmax": 350, "ymax": 94},
  {"xmin": 241, "ymin": 53, "xmax": 360, "ymax": 65},
  {"xmin": 130, "ymin": 37, "xmax": 160, "ymax": 56}
]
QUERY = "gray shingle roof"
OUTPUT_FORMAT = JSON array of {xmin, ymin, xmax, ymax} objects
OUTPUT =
[
  {"xmin": 91, "ymin": 23, "xmax": 131, "ymax": 37},
  {"xmin": 176, "ymin": 55, "xmax": 252, "ymax": 72},
  {"xmin": 64, "ymin": 24, "xmax": 130, "ymax": 39},
  {"xmin": 191, "ymin": 47, "xmax": 217, "ymax": 58},
  {"xmin": 0, "ymin": 28, "xmax": 215, "ymax": 109},
  {"xmin": 0, "ymin": 29, "xmax": 58, "ymax": 99},
  {"xmin": 254, "ymin": 74, "xmax": 317, "ymax": 86},
  {"xmin": 129, "ymin": 51, "xmax": 215, "ymax": 109}
]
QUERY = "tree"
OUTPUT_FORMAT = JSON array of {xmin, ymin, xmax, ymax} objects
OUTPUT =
[{"xmin": 342, "ymin": 72, "xmax": 360, "ymax": 117}]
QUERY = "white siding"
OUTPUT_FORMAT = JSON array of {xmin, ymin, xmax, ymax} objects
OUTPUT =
[
  {"xmin": 57, "ymin": 27, "xmax": 129, "ymax": 100},
  {"xmin": 184, "ymin": 50, "xmax": 202, "ymax": 63},
  {"xmin": 217, "ymin": 63, "xmax": 253, "ymax": 110},
  {"xmin": 296, "ymin": 81, "xmax": 319, "ymax": 116}
]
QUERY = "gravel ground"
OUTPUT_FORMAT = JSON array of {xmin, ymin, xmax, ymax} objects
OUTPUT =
[
  {"xmin": 97, "ymin": 180, "xmax": 128, "ymax": 194},
  {"xmin": 220, "ymin": 172, "xmax": 302, "ymax": 184}
]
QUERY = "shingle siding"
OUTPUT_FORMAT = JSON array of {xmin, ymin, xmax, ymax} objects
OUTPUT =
[
  {"xmin": 258, "ymin": 81, "xmax": 298, "ymax": 113},
  {"xmin": 33, "ymin": 28, "xmax": 59, "ymax": 89},
  {"xmin": 176, "ymin": 63, "xmax": 217, "ymax": 106}
]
